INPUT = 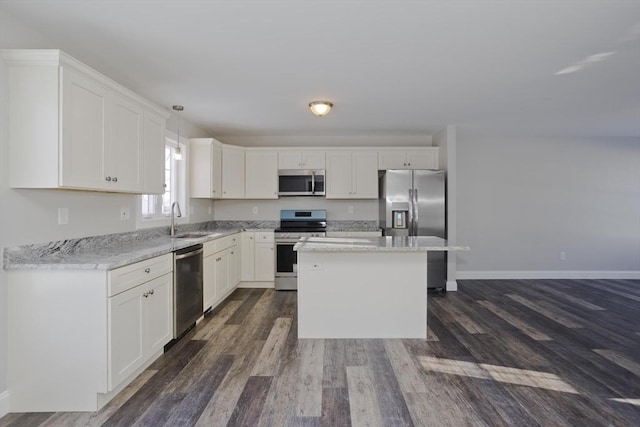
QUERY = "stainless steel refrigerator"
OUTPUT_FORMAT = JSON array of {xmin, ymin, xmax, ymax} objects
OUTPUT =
[{"xmin": 379, "ymin": 170, "xmax": 446, "ymax": 289}]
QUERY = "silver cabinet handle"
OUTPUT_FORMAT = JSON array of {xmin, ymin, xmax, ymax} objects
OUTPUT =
[
  {"xmin": 105, "ymin": 176, "xmax": 111, "ymax": 182},
  {"xmin": 143, "ymin": 292, "xmax": 149, "ymax": 298},
  {"xmin": 113, "ymin": 177, "xmax": 118, "ymax": 182},
  {"xmin": 144, "ymin": 268, "xmax": 151, "ymax": 273},
  {"xmin": 149, "ymin": 289, "xmax": 154, "ymax": 295}
]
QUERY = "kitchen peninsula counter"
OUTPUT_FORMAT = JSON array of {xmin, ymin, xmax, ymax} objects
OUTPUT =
[{"xmin": 294, "ymin": 236, "xmax": 469, "ymax": 339}]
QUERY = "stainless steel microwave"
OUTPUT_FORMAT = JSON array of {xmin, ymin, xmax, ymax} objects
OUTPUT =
[{"xmin": 278, "ymin": 169, "xmax": 325, "ymax": 196}]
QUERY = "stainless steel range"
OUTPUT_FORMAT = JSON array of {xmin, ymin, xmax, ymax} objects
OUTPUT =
[{"xmin": 274, "ymin": 209, "xmax": 327, "ymax": 290}]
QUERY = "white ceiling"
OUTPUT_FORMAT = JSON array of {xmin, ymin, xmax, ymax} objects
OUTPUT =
[{"xmin": 1, "ymin": 0, "xmax": 639, "ymax": 140}]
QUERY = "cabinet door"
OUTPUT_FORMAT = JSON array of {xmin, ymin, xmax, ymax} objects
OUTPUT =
[
  {"xmin": 222, "ymin": 147, "xmax": 245, "ymax": 198},
  {"xmin": 108, "ymin": 94, "xmax": 143, "ymax": 192},
  {"xmin": 255, "ymin": 242, "xmax": 275, "ymax": 281},
  {"xmin": 228, "ymin": 246, "xmax": 240, "ymax": 288},
  {"xmin": 60, "ymin": 67, "xmax": 109, "ymax": 190},
  {"xmin": 214, "ymin": 252, "xmax": 229, "ymax": 297},
  {"xmin": 240, "ymin": 232, "xmax": 255, "ymax": 281},
  {"xmin": 278, "ymin": 151, "xmax": 302, "ymax": 169},
  {"xmin": 325, "ymin": 151, "xmax": 353, "ymax": 198},
  {"xmin": 145, "ymin": 273, "xmax": 173, "ymax": 356},
  {"xmin": 211, "ymin": 145, "xmax": 223, "ymax": 198},
  {"xmin": 245, "ymin": 151, "xmax": 278, "ymax": 199},
  {"xmin": 378, "ymin": 151, "xmax": 408, "ymax": 170},
  {"xmin": 141, "ymin": 111, "xmax": 166, "ymax": 194},
  {"xmin": 406, "ymin": 149, "xmax": 438, "ymax": 169},
  {"xmin": 352, "ymin": 151, "xmax": 378, "ymax": 198},
  {"xmin": 203, "ymin": 253, "xmax": 217, "ymax": 311},
  {"xmin": 301, "ymin": 151, "xmax": 326, "ymax": 169},
  {"xmin": 108, "ymin": 285, "xmax": 145, "ymax": 390}
]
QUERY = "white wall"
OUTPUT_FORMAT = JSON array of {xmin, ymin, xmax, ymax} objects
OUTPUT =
[
  {"xmin": 456, "ymin": 131, "xmax": 640, "ymax": 278},
  {"xmin": 213, "ymin": 198, "xmax": 378, "ymax": 221}
]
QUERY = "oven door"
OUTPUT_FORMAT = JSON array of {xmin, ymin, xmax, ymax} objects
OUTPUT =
[{"xmin": 275, "ymin": 239, "xmax": 299, "ymax": 290}]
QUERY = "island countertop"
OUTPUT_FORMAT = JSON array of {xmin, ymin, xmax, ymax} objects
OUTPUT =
[{"xmin": 294, "ymin": 236, "xmax": 470, "ymax": 253}]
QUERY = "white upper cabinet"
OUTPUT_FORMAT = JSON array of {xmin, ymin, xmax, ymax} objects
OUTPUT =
[
  {"xmin": 378, "ymin": 148, "xmax": 439, "ymax": 170},
  {"xmin": 189, "ymin": 138, "xmax": 223, "ymax": 198},
  {"xmin": 278, "ymin": 150, "xmax": 326, "ymax": 169},
  {"xmin": 222, "ymin": 145, "xmax": 245, "ymax": 198},
  {"xmin": 245, "ymin": 150, "xmax": 278, "ymax": 199},
  {"xmin": 326, "ymin": 150, "xmax": 378, "ymax": 199},
  {"xmin": 142, "ymin": 111, "xmax": 167, "ymax": 194},
  {"xmin": 3, "ymin": 50, "xmax": 168, "ymax": 193}
]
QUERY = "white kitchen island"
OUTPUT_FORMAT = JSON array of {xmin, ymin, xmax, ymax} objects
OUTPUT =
[{"xmin": 294, "ymin": 236, "xmax": 469, "ymax": 339}]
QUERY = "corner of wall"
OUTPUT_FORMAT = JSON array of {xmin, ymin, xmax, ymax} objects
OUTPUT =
[{"xmin": 0, "ymin": 389, "xmax": 8, "ymax": 418}]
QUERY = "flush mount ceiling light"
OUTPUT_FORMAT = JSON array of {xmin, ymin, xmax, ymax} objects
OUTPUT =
[
  {"xmin": 309, "ymin": 101, "xmax": 333, "ymax": 116},
  {"xmin": 172, "ymin": 105, "xmax": 184, "ymax": 160}
]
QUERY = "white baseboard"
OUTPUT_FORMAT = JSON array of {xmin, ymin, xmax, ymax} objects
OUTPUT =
[
  {"xmin": 456, "ymin": 271, "xmax": 640, "ymax": 280},
  {"xmin": 445, "ymin": 280, "xmax": 458, "ymax": 291},
  {"xmin": 0, "ymin": 390, "xmax": 9, "ymax": 418},
  {"xmin": 237, "ymin": 281, "xmax": 275, "ymax": 289}
]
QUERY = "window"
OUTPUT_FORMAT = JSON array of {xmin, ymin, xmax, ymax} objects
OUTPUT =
[{"xmin": 139, "ymin": 134, "xmax": 187, "ymax": 226}]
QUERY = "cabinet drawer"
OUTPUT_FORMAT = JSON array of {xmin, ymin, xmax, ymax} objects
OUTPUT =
[
  {"xmin": 214, "ymin": 233, "xmax": 239, "ymax": 252},
  {"xmin": 255, "ymin": 231, "xmax": 274, "ymax": 243},
  {"xmin": 108, "ymin": 253, "xmax": 172, "ymax": 297},
  {"xmin": 203, "ymin": 240, "xmax": 217, "ymax": 258}
]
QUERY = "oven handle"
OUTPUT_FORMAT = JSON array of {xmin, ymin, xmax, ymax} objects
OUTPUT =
[{"xmin": 311, "ymin": 171, "xmax": 316, "ymax": 195}]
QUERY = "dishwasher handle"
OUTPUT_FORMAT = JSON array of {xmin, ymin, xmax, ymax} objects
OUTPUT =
[{"xmin": 174, "ymin": 247, "xmax": 203, "ymax": 260}]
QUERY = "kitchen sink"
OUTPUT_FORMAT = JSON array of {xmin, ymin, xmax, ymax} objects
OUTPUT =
[{"xmin": 174, "ymin": 233, "xmax": 207, "ymax": 239}]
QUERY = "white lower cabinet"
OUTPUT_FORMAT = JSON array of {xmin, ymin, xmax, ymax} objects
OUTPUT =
[
  {"xmin": 240, "ymin": 231, "xmax": 274, "ymax": 285},
  {"xmin": 108, "ymin": 272, "xmax": 172, "ymax": 390},
  {"xmin": 203, "ymin": 233, "xmax": 241, "ymax": 312},
  {"xmin": 7, "ymin": 253, "xmax": 173, "ymax": 412}
]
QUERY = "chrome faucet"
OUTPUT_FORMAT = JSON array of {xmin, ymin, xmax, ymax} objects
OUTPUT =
[{"xmin": 170, "ymin": 202, "xmax": 182, "ymax": 237}]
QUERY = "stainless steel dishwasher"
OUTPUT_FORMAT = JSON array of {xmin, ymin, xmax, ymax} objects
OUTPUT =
[{"xmin": 173, "ymin": 244, "xmax": 203, "ymax": 338}]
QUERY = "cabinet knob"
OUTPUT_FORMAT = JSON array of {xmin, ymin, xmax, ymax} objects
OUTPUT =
[
  {"xmin": 105, "ymin": 176, "xmax": 111, "ymax": 182},
  {"xmin": 113, "ymin": 177, "xmax": 118, "ymax": 182},
  {"xmin": 149, "ymin": 289, "xmax": 154, "ymax": 295},
  {"xmin": 231, "ymin": 251, "xmax": 234, "ymax": 255},
  {"xmin": 143, "ymin": 292, "xmax": 149, "ymax": 298},
  {"xmin": 144, "ymin": 268, "xmax": 151, "ymax": 273},
  {"xmin": 407, "ymin": 163, "xmax": 411, "ymax": 167}
]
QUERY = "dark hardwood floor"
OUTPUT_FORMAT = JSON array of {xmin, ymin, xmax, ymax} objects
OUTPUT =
[{"xmin": 1, "ymin": 279, "xmax": 639, "ymax": 426}]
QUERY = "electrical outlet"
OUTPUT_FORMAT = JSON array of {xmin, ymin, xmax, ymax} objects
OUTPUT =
[
  {"xmin": 253, "ymin": 206, "xmax": 259, "ymax": 214},
  {"xmin": 58, "ymin": 208, "xmax": 69, "ymax": 225},
  {"xmin": 310, "ymin": 262, "xmax": 322, "ymax": 270},
  {"xmin": 120, "ymin": 207, "xmax": 130, "ymax": 221},
  {"xmin": 559, "ymin": 251, "xmax": 566, "ymax": 261},
  {"xmin": 348, "ymin": 205, "xmax": 354, "ymax": 214}
]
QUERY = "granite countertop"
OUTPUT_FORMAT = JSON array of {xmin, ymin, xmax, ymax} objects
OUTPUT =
[
  {"xmin": 294, "ymin": 236, "xmax": 470, "ymax": 253},
  {"xmin": 4, "ymin": 229, "xmax": 243, "ymax": 271}
]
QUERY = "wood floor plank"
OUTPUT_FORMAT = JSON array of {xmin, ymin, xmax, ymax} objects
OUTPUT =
[
  {"xmin": 102, "ymin": 339, "xmax": 207, "ymax": 426},
  {"xmin": 593, "ymin": 348, "xmax": 640, "ymax": 376},
  {"xmin": 364, "ymin": 340, "xmax": 414, "ymax": 426},
  {"xmin": 434, "ymin": 297, "xmax": 487, "ymax": 334},
  {"xmin": 320, "ymin": 387, "xmax": 351, "ymax": 427},
  {"xmin": 295, "ymin": 339, "xmax": 325, "ymax": 417},
  {"xmin": 194, "ymin": 341, "xmax": 265, "ymax": 427},
  {"xmin": 192, "ymin": 299, "xmax": 243, "ymax": 340},
  {"xmin": 225, "ymin": 288, "xmax": 267, "ymax": 325},
  {"xmin": 383, "ymin": 339, "xmax": 427, "ymax": 393},
  {"xmin": 251, "ymin": 317, "xmax": 293, "ymax": 376},
  {"xmin": 506, "ymin": 294, "xmax": 584, "ymax": 329},
  {"xmin": 477, "ymin": 300, "xmax": 552, "ymax": 341},
  {"xmin": 226, "ymin": 376, "xmax": 274, "ymax": 427},
  {"xmin": 346, "ymin": 366, "xmax": 384, "ymax": 427},
  {"xmin": 534, "ymin": 282, "xmax": 606, "ymax": 311}
]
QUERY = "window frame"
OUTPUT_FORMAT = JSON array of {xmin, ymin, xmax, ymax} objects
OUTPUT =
[{"xmin": 137, "ymin": 131, "xmax": 188, "ymax": 229}]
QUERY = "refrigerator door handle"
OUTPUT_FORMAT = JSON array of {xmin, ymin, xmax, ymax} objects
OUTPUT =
[
  {"xmin": 408, "ymin": 189, "xmax": 414, "ymax": 236},
  {"xmin": 413, "ymin": 188, "xmax": 419, "ymax": 236}
]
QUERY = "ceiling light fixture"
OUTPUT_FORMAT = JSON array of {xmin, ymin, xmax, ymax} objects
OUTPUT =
[
  {"xmin": 172, "ymin": 105, "xmax": 184, "ymax": 160},
  {"xmin": 309, "ymin": 101, "xmax": 333, "ymax": 116}
]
